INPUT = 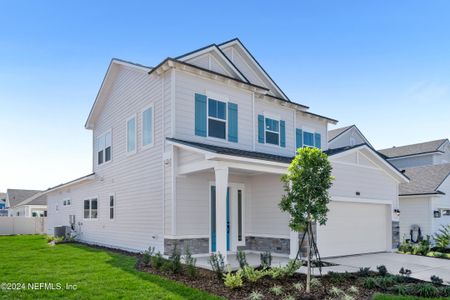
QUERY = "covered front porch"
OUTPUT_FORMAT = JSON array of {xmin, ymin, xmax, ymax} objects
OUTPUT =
[{"xmin": 165, "ymin": 138, "xmax": 305, "ymax": 264}]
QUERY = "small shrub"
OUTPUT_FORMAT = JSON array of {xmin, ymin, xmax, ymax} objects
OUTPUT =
[
  {"xmin": 236, "ymin": 250, "xmax": 248, "ymax": 268},
  {"xmin": 284, "ymin": 259, "xmax": 302, "ymax": 276},
  {"xmin": 391, "ymin": 284, "xmax": 411, "ymax": 296},
  {"xmin": 342, "ymin": 294, "xmax": 355, "ymax": 300},
  {"xmin": 46, "ymin": 235, "xmax": 55, "ymax": 243},
  {"xmin": 248, "ymin": 290, "xmax": 263, "ymax": 300},
  {"xmin": 328, "ymin": 271, "xmax": 346, "ymax": 284},
  {"xmin": 363, "ymin": 277, "xmax": 377, "ymax": 289},
  {"xmin": 414, "ymin": 283, "xmax": 439, "ymax": 298},
  {"xmin": 434, "ymin": 224, "xmax": 450, "ymax": 251},
  {"xmin": 208, "ymin": 252, "xmax": 225, "ymax": 279},
  {"xmin": 439, "ymin": 286, "xmax": 450, "ymax": 297},
  {"xmin": 347, "ymin": 285, "xmax": 359, "ymax": 294},
  {"xmin": 242, "ymin": 266, "xmax": 265, "ymax": 283},
  {"xmin": 399, "ymin": 267, "xmax": 412, "ymax": 277},
  {"xmin": 151, "ymin": 252, "xmax": 164, "ymax": 269},
  {"xmin": 310, "ymin": 277, "xmax": 321, "ymax": 289},
  {"xmin": 53, "ymin": 236, "xmax": 65, "ymax": 244},
  {"xmin": 260, "ymin": 251, "xmax": 272, "ymax": 268},
  {"xmin": 377, "ymin": 265, "xmax": 388, "ymax": 276},
  {"xmin": 375, "ymin": 276, "xmax": 397, "ymax": 289},
  {"xmin": 329, "ymin": 286, "xmax": 344, "ymax": 297},
  {"xmin": 430, "ymin": 275, "xmax": 443, "ymax": 285},
  {"xmin": 223, "ymin": 269, "xmax": 243, "ymax": 289},
  {"xmin": 293, "ymin": 282, "xmax": 304, "ymax": 292},
  {"xmin": 167, "ymin": 245, "xmax": 181, "ymax": 274},
  {"xmin": 270, "ymin": 285, "xmax": 283, "ymax": 296},
  {"xmin": 398, "ymin": 240, "xmax": 414, "ymax": 253},
  {"xmin": 184, "ymin": 246, "xmax": 197, "ymax": 278},
  {"xmin": 142, "ymin": 246, "xmax": 155, "ymax": 266},
  {"xmin": 357, "ymin": 267, "xmax": 371, "ymax": 277},
  {"xmin": 283, "ymin": 295, "xmax": 295, "ymax": 300}
]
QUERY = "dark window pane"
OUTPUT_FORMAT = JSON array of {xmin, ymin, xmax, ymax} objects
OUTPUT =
[
  {"xmin": 110, "ymin": 196, "xmax": 114, "ymax": 207},
  {"xmin": 91, "ymin": 199, "xmax": 97, "ymax": 209},
  {"xmin": 217, "ymin": 101, "xmax": 226, "ymax": 120},
  {"xmin": 238, "ymin": 190, "xmax": 242, "ymax": 242},
  {"xmin": 265, "ymin": 118, "xmax": 279, "ymax": 131},
  {"xmin": 304, "ymin": 132, "xmax": 314, "ymax": 146},
  {"xmin": 84, "ymin": 200, "xmax": 90, "ymax": 218},
  {"xmin": 110, "ymin": 207, "xmax": 114, "ymax": 219},
  {"xmin": 208, "ymin": 119, "xmax": 226, "ymax": 139},
  {"xmin": 266, "ymin": 131, "xmax": 279, "ymax": 145},
  {"xmin": 105, "ymin": 147, "xmax": 111, "ymax": 162},
  {"xmin": 208, "ymin": 99, "xmax": 217, "ymax": 117},
  {"xmin": 98, "ymin": 150, "xmax": 103, "ymax": 164}
]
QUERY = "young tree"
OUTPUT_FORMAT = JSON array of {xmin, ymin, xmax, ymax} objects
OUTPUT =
[{"xmin": 279, "ymin": 147, "xmax": 333, "ymax": 293}]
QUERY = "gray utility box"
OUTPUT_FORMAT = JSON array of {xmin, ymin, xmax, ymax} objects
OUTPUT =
[{"xmin": 54, "ymin": 226, "xmax": 70, "ymax": 238}]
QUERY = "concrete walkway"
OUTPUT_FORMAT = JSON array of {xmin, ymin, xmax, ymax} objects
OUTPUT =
[{"xmin": 324, "ymin": 252, "xmax": 450, "ymax": 284}]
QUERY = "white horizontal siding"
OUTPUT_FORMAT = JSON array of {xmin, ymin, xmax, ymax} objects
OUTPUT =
[
  {"xmin": 399, "ymin": 197, "xmax": 432, "ymax": 240},
  {"xmin": 431, "ymin": 176, "xmax": 450, "ymax": 234}
]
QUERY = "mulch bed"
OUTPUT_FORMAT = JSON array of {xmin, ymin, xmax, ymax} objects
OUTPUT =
[{"xmin": 136, "ymin": 256, "xmax": 387, "ymax": 300}]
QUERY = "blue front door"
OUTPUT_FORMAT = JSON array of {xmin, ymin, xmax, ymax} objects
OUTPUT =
[{"xmin": 211, "ymin": 186, "xmax": 230, "ymax": 252}]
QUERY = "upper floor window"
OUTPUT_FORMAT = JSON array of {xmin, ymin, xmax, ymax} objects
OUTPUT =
[
  {"xmin": 296, "ymin": 129, "xmax": 321, "ymax": 149},
  {"xmin": 257, "ymin": 114, "xmax": 286, "ymax": 148},
  {"xmin": 126, "ymin": 116, "xmax": 136, "ymax": 154},
  {"xmin": 208, "ymin": 98, "xmax": 226, "ymax": 139},
  {"xmin": 84, "ymin": 198, "xmax": 98, "ymax": 219},
  {"xmin": 97, "ymin": 131, "xmax": 111, "ymax": 165},
  {"xmin": 265, "ymin": 118, "xmax": 280, "ymax": 145},
  {"xmin": 142, "ymin": 106, "xmax": 154, "ymax": 148},
  {"xmin": 303, "ymin": 132, "xmax": 314, "ymax": 147}
]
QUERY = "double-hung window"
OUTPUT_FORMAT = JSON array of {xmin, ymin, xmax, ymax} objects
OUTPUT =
[
  {"xmin": 126, "ymin": 116, "xmax": 136, "ymax": 154},
  {"xmin": 97, "ymin": 131, "xmax": 111, "ymax": 165},
  {"xmin": 265, "ymin": 117, "xmax": 280, "ymax": 146},
  {"xmin": 142, "ymin": 106, "xmax": 154, "ymax": 148},
  {"xmin": 303, "ymin": 131, "xmax": 315, "ymax": 147},
  {"xmin": 84, "ymin": 198, "xmax": 98, "ymax": 219},
  {"xmin": 208, "ymin": 98, "xmax": 226, "ymax": 139}
]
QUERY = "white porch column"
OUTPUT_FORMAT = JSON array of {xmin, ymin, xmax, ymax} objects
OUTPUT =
[
  {"xmin": 214, "ymin": 166, "xmax": 229, "ymax": 264},
  {"xmin": 289, "ymin": 230, "xmax": 299, "ymax": 259}
]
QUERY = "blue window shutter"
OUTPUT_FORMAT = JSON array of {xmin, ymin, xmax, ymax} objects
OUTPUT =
[
  {"xmin": 228, "ymin": 102, "xmax": 238, "ymax": 142},
  {"xmin": 258, "ymin": 115, "xmax": 264, "ymax": 143},
  {"xmin": 280, "ymin": 120, "xmax": 286, "ymax": 148},
  {"xmin": 314, "ymin": 133, "xmax": 321, "ymax": 148},
  {"xmin": 194, "ymin": 93, "xmax": 207, "ymax": 137},
  {"xmin": 296, "ymin": 129, "xmax": 303, "ymax": 149}
]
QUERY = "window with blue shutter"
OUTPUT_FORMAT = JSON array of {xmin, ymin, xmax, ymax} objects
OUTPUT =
[
  {"xmin": 228, "ymin": 102, "xmax": 238, "ymax": 142},
  {"xmin": 296, "ymin": 129, "xmax": 303, "ymax": 149},
  {"xmin": 264, "ymin": 117, "xmax": 280, "ymax": 145},
  {"xmin": 314, "ymin": 133, "xmax": 321, "ymax": 149},
  {"xmin": 280, "ymin": 120, "xmax": 286, "ymax": 148},
  {"xmin": 258, "ymin": 115, "xmax": 265, "ymax": 143},
  {"xmin": 207, "ymin": 98, "xmax": 227, "ymax": 139},
  {"xmin": 194, "ymin": 93, "xmax": 207, "ymax": 137},
  {"xmin": 303, "ymin": 131, "xmax": 314, "ymax": 147}
]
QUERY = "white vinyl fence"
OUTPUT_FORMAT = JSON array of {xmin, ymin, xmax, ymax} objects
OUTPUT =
[{"xmin": 0, "ymin": 217, "xmax": 47, "ymax": 235}]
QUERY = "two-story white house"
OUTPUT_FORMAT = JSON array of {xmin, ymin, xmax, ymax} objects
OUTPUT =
[{"xmin": 45, "ymin": 39, "xmax": 408, "ymax": 262}]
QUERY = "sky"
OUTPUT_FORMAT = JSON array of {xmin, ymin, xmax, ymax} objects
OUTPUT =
[{"xmin": 1, "ymin": 1, "xmax": 450, "ymax": 191}]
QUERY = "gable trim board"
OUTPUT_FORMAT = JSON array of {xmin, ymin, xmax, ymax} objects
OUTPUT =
[
  {"xmin": 175, "ymin": 44, "xmax": 249, "ymax": 83},
  {"xmin": 328, "ymin": 125, "xmax": 374, "ymax": 148}
]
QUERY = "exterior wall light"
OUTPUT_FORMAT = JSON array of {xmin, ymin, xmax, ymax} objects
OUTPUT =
[{"xmin": 394, "ymin": 209, "xmax": 400, "ymax": 217}]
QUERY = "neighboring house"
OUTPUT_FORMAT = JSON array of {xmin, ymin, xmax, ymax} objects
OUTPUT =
[
  {"xmin": 378, "ymin": 139, "xmax": 450, "ymax": 169},
  {"xmin": 379, "ymin": 139, "xmax": 450, "ymax": 242},
  {"xmin": 45, "ymin": 38, "xmax": 408, "ymax": 261},
  {"xmin": 328, "ymin": 125, "xmax": 373, "ymax": 149},
  {"xmin": 0, "ymin": 193, "xmax": 7, "ymax": 216},
  {"xmin": 6, "ymin": 189, "xmax": 47, "ymax": 217}
]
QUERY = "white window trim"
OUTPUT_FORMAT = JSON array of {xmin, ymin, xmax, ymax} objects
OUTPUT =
[
  {"xmin": 263, "ymin": 115, "xmax": 281, "ymax": 147},
  {"xmin": 83, "ymin": 197, "xmax": 99, "ymax": 220},
  {"xmin": 141, "ymin": 105, "xmax": 154, "ymax": 150},
  {"xmin": 301, "ymin": 127, "xmax": 319, "ymax": 148},
  {"xmin": 96, "ymin": 129, "xmax": 112, "ymax": 166},
  {"xmin": 126, "ymin": 114, "xmax": 137, "ymax": 155},
  {"xmin": 206, "ymin": 97, "xmax": 228, "ymax": 141},
  {"xmin": 109, "ymin": 193, "xmax": 115, "ymax": 221}
]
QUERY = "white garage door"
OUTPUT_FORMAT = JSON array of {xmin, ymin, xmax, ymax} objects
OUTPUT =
[{"xmin": 317, "ymin": 201, "xmax": 389, "ymax": 258}]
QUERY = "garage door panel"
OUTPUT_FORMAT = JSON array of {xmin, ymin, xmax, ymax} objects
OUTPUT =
[{"xmin": 317, "ymin": 201, "xmax": 388, "ymax": 257}]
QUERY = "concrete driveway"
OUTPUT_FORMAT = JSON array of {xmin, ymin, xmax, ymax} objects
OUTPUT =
[{"xmin": 324, "ymin": 252, "xmax": 450, "ymax": 284}]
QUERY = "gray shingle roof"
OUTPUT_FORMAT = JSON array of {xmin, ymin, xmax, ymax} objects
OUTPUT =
[
  {"xmin": 328, "ymin": 125, "xmax": 354, "ymax": 142},
  {"xmin": 6, "ymin": 189, "xmax": 41, "ymax": 208},
  {"xmin": 26, "ymin": 193, "xmax": 47, "ymax": 206},
  {"xmin": 378, "ymin": 139, "xmax": 448, "ymax": 158},
  {"xmin": 399, "ymin": 163, "xmax": 450, "ymax": 196}
]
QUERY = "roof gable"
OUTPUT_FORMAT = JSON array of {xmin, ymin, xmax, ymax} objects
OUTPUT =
[
  {"xmin": 400, "ymin": 163, "xmax": 450, "ymax": 196},
  {"xmin": 85, "ymin": 59, "xmax": 152, "ymax": 129},
  {"xmin": 328, "ymin": 125, "xmax": 373, "ymax": 148},
  {"xmin": 176, "ymin": 44, "xmax": 248, "ymax": 83},
  {"xmin": 218, "ymin": 38, "xmax": 289, "ymax": 100},
  {"xmin": 6, "ymin": 189, "xmax": 41, "ymax": 208}
]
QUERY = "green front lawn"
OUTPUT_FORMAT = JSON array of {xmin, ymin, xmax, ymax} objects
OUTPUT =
[{"xmin": 0, "ymin": 235, "xmax": 221, "ymax": 300}]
